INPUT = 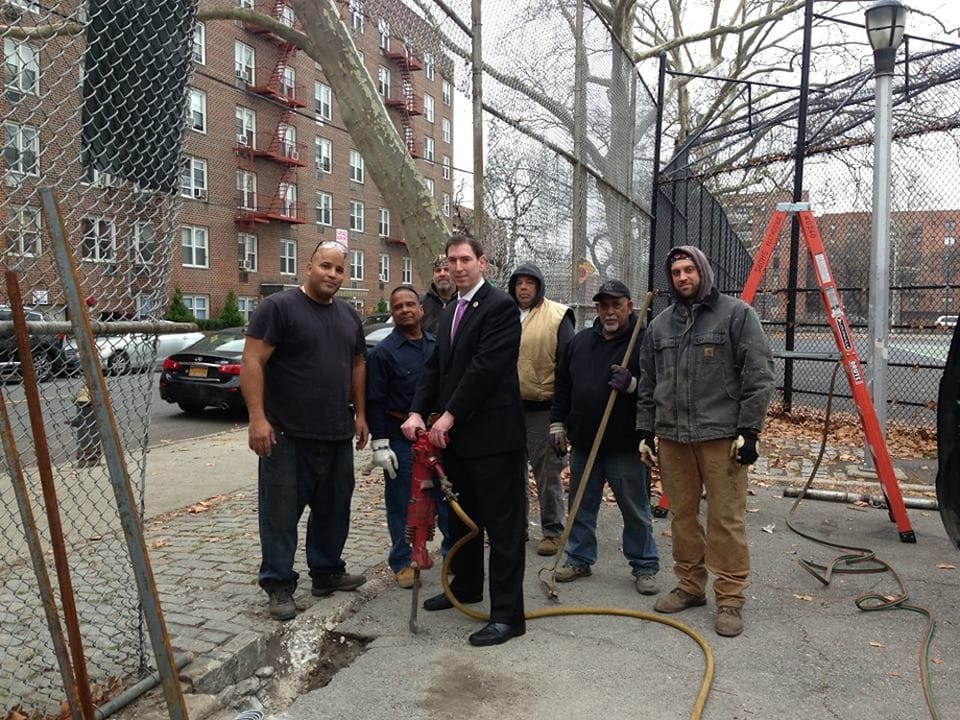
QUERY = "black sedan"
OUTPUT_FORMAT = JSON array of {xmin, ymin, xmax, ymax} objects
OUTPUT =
[{"xmin": 159, "ymin": 328, "xmax": 246, "ymax": 415}]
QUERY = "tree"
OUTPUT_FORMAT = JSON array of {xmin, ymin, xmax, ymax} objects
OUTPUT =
[
  {"xmin": 165, "ymin": 288, "xmax": 194, "ymax": 323},
  {"xmin": 219, "ymin": 291, "xmax": 245, "ymax": 327}
]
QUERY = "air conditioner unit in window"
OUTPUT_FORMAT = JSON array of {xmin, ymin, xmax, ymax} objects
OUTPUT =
[
  {"xmin": 238, "ymin": 259, "xmax": 253, "ymax": 271},
  {"xmin": 236, "ymin": 133, "xmax": 249, "ymax": 146},
  {"xmin": 3, "ymin": 174, "xmax": 19, "ymax": 188},
  {"xmin": 290, "ymin": 149, "xmax": 299, "ymax": 161},
  {"xmin": 193, "ymin": 188, "xmax": 208, "ymax": 201},
  {"xmin": 236, "ymin": 69, "xmax": 245, "ymax": 79}
]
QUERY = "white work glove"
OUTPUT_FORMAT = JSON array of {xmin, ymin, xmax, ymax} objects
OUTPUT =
[
  {"xmin": 371, "ymin": 438, "xmax": 399, "ymax": 480},
  {"xmin": 548, "ymin": 422, "xmax": 567, "ymax": 457},
  {"xmin": 639, "ymin": 430, "xmax": 658, "ymax": 467}
]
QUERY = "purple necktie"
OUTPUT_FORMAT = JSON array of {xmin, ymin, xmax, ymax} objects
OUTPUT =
[{"xmin": 450, "ymin": 297, "xmax": 469, "ymax": 341}]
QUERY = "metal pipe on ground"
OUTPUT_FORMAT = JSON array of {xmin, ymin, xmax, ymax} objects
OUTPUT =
[
  {"xmin": 783, "ymin": 487, "xmax": 939, "ymax": 510},
  {"xmin": 93, "ymin": 653, "xmax": 192, "ymax": 720}
]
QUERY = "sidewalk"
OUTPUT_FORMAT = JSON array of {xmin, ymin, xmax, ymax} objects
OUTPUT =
[{"xmin": 118, "ymin": 425, "xmax": 951, "ymax": 720}]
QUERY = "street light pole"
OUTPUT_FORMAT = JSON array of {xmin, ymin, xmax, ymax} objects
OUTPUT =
[{"xmin": 864, "ymin": 0, "xmax": 907, "ymax": 470}]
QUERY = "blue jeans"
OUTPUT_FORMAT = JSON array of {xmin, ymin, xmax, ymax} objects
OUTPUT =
[
  {"xmin": 564, "ymin": 446, "xmax": 660, "ymax": 576},
  {"xmin": 384, "ymin": 437, "xmax": 452, "ymax": 572},
  {"xmin": 257, "ymin": 433, "xmax": 355, "ymax": 592}
]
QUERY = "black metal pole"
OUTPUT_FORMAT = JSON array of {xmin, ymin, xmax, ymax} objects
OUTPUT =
[
  {"xmin": 784, "ymin": 0, "xmax": 815, "ymax": 412},
  {"xmin": 648, "ymin": 53, "xmax": 667, "ymax": 302}
]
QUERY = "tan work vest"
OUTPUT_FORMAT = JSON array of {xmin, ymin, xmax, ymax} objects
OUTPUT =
[{"xmin": 517, "ymin": 298, "xmax": 569, "ymax": 402}]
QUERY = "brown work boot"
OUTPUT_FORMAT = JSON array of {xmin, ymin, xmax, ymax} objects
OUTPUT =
[
  {"xmin": 654, "ymin": 588, "xmax": 707, "ymax": 613},
  {"xmin": 395, "ymin": 566, "xmax": 416, "ymax": 589},
  {"xmin": 555, "ymin": 563, "xmax": 591, "ymax": 583},
  {"xmin": 536, "ymin": 536, "xmax": 560, "ymax": 556},
  {"xmin": 715, "ymin": 607, "xmax": 744, "ymax": 637}
]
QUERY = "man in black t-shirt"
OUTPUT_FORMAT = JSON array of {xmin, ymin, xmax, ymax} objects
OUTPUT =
[{"xmin": 240, "ymin": 241, "xmax": 369, "ymax": 621}]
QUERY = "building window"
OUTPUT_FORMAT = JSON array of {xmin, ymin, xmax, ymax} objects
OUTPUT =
[
  {"xmin": 4, "ymin": 39, "xmax": 39, "ymax": 96},
  {"xmin": 192, "ymin": 23, "xmax": 205, "ymax": 64},
  {"xmin": 279, "ymin": 65, "xmax": 297, "ymax": 103},
  {"xmin": 280, "ymin": 238, "xmax": 297, "ymax": 275},
  {"xmin": 423, "ymin": 136, "xmax": 435, "ymax": 163},
  {"xmin": 441, "ymin": 117, "xmax": 451, "ymax": 143},
  {"xmin": 80, "ymin": 216, "xmax": 116, "ymax": 262},
  {"xmin": 349, "ymin": 0, "xmax": 363, "ymax": 33},
  {"xmin": 135, "ymin": 222, "xmax": 155, "ymax": 265},
  {"xmin": 442, "ymin": 155, "xmax": 451, "ymax": 180},
  {"xmin": 424, "ymin": 93, "xmax": 435, "ymax": 123},
  {"xmin": 183, "ymin": 295, "xmax": 209, "ymax": 320},
  {"xmin": 181, "ymin": 155, "xmax": 208, "ymax": 199},
  {"xmin": 238, "ymin": 232, "xmax": 258, "ymax": 272},
  {"xmin": 350, "ymin": 249, "xmax": 364, "ymax": 280},
  {"xmin": 378, "ymin": 207, "xmax": 390, "ymax": 238},
  {"xmin": 234, "ymin": 41, "xmax": 255, "ymax": 84},
  {"xmin": 349, "ymin": 200, "xmax": 365, "ymax": 232},
  {"xmin": 315, "ymin": 191, "xmax": 332, "ymax": 225},
  {"xmin": 315, "ymin": 136, "xmax": 332, "ymax": 173},
  {"xmin": 946, "ymin": 220, "xmax": 956, "ymax": 246},
  {"xmin": 236, "ymin": 106, "xmax": 256, "ymax": 148},
  {"xmin": 379, "ymin": 253, "xmax": 390, "ymax": 283},
  {"xmin": 377, "ymin": 65, "xmax": 390, "ymax": 98},
  {"xmin": 425, "ymin": 177, "xmax": 434, "ymax": 197},
  {"xmin": 238, "ymin": 296, "xmax": 258, "ymax": 322},
  {"xmin": 349, "ymin": 149, "xmax": 364, "ymax": 183},
  {"xmin": 237, "ymin": 170, "xmax": 257, "ymax": 210},
  {"xmin": 180, "ymin": 225, "xmax": 208, "ymax": 268},
  {"xmin": 189, "ymin": 89, "xmax": 206, "ymax": 133},
  {"xmin": 3, "ymin": 121, "xmax": 38, "ymax": 176},
  {"xmin": 402, "ymin": 257, "xmax": 412, "ymax": 284},
  {"xmin": 315, "ymin": 81, "xmax": 332, "ymax": 121},
  {"xmin": 378, "ymin": 18, "xmax": 390, "ymax": 50},
  {"xmin": 442, "ymin": 192, "xmax": 450, "ymax": 217},
  {"xmin": 6, "ymin": 205, "xmax": 40, "ymax": 256},
  {"xmin": 279, "ymin": 183, "xmax": 297, "ymax": 218},
  {"xmin": 424, "ymin": 52, "xmax": 434, "ymax": 81},
  {"xmin": 278, "ymin": 123, "xmax": 297, "ymax": 160},
  {"xmin": 235, "ymin": 0, "xmax": 253, "ymax": 7},
  {"xmin": 442, "ymin": 78, "xmax": 451, "ymax": 105}
]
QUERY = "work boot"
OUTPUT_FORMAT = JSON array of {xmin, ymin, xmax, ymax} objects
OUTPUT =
[
  {"xmin": 654, "ymin": 588, "xmax": 707, "ymax": 613},
  {"xmin": 634, "ymin": 574, "xmax": 659, "ymax": 595},
  {"xmin": 554, "ymin": 563, "xmax": 591, "ymax": 583},
  {"xmin": 715, "ymin": 607, "xmax": 744, "ymax": 637},
  {"xmin": 311, "ymin": 572, "xmax": 366, "ymax": 597},
  {"xmin": 268, "ymin": 589, "xmax": 296, "ymax": 621},
  {"xmin": 395, "ymin": 566, "xmax": 416, "ymax": 589},
  {"xmin": 536, "ymin": 536, "xmax": 560, "ymax": 556}
]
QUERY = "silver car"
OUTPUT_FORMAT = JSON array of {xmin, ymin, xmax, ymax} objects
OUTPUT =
[{"xmin": 64, "ymin": 321, "xmax": 205, "ymax": 375}]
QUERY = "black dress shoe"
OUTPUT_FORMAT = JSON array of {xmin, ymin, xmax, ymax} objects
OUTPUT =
[
  {"xmin": 468, "ymin": 621, "xmax": 526, "ymax": 646},
  {"xmin": 422, "ymin": 592, "xmax": 482, "ymax": 611}
]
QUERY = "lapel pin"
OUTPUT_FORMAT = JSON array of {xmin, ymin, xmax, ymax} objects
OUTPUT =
[{"xmin": 472, "ymin": 301, "xmax": 479, "ymax": 308}]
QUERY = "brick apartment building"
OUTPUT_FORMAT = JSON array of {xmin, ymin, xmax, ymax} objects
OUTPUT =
[{"xmin": 177, "ymin": 0, "xmax": 456, "ymax": 322}]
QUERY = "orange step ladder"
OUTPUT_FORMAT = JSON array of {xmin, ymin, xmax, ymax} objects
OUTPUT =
[{"xmin": 654, "ymin": 202, "xmax": 915, "ymax": 543}]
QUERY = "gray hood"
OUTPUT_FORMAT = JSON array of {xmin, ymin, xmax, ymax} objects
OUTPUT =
[{"xmin": 508, "ymin": 262, "xmax": 546, "ymax": 308}]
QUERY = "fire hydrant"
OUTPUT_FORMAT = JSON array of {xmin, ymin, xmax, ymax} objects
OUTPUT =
[{"xmin": 69, "ymin": 386, "xmax": 101, "ymax": 468}]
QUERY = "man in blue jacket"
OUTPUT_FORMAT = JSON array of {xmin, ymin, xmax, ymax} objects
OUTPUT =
[
  {"xmin": 549, "ymin": 280, "xmax": 660, "ymax": 595},
  {"xmin": 636, "ymin": 246, "xmax": 774, "ymax": 638}
]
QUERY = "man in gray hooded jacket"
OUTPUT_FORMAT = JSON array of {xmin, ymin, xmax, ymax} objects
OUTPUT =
[{"xmin": 636, "ymin": 246, "xmax": 774, "ymax": 638}]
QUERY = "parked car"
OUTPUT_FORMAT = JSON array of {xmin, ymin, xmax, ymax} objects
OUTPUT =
[
  {"xmin": 158, "ymin": 328, "xmax": 247, "ymax": 415},
  {"xmin": 0, "ymin": 307, "xmax": 65, "ymax": 382},
  {"xmin": 365, "ymin": 322, "xmax": 394, "ymax": 348},
  {"xmin": 363, "ymin": 313, "xmax": 393, "ymax": 336},
  {"xmin": 936, "ymin": 315, "xmax": 958, "ymax": 331},
  {"xmin": 63, "ymin": 321, "xmax": 204, "ymax": 375}
]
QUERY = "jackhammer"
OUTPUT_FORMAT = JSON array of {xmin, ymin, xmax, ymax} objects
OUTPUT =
[{"xmin": 406, "ymin": 430, "xmax": 453, "ymax": 633}]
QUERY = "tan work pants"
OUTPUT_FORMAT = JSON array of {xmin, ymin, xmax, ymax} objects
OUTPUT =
[{"xmin": 658, "ymin": 438, "xmax": 749, "ymax": 608}]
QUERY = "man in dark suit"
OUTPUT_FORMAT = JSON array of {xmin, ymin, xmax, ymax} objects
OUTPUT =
[{"xmin": 402, "ymin": 234, "xmax": 527, "ymax": 647}]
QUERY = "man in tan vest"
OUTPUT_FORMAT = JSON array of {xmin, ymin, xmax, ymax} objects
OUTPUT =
[{"xmin": 508, "ymin": 263, "xmax": 575, "ymax": 556}]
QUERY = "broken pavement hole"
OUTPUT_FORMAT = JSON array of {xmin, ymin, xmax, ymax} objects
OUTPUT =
[{"xmin": 302, "ymin": 633, "xmax": 369, "ymax": 692}]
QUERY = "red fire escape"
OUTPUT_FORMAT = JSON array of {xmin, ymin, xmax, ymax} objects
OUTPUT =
[
  {"xmin": 383, "ymin": 45, "xmax": 423, "ymax": 159},
  {"xmin": 236, "ymin": 1, "xmax": 307, "ymax": 227}
]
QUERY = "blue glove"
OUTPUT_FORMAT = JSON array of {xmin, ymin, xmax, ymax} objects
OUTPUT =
[
  {"xmin": 730, "ymin": 428, "xmax": 759, "ymax": 466},
  {"xmin": 609, "ymin": 365, "xmax": 637, "ymax": 393}
]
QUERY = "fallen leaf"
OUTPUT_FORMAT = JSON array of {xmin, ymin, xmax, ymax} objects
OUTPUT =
[
  {"xmin": 793, "ymin": 593, "xmax": 813, "ymax": 601},
  {"xmin": 762, "ymin": 524, "xmax": 775, "ymax": 534},
  {"xmin": 869, "ymin": 641, "xmax": 885, "ymax": 648},
  {"xmin": 932, "ymin": 657, "xmax": 943, "ymax": 665},
  {"xmin": 747, "ymin": 508, "xmax": 759, "ymax": 513},
  {"xmin": 936, "ymin": 563, "xmax": 957, "ymax": 570}
]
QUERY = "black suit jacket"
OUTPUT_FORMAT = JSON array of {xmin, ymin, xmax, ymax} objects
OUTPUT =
[{"xmin": 412, "ymin": 281, "xmax": 525, "ymax": 458}]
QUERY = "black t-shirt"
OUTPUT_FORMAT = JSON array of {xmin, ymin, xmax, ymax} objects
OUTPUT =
[{"xmin": 247, "ymin": 288, "xmax": 365, "ymax": 440}]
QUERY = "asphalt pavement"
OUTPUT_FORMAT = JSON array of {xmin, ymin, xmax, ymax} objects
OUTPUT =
[{"xmin": 111, "ymin": 427, "xmax": 958, "ymax": 720}]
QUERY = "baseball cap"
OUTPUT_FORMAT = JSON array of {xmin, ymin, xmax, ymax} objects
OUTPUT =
[{"xmin": 592, "ymin": 279, "xmax": 631, "ymax": 301}]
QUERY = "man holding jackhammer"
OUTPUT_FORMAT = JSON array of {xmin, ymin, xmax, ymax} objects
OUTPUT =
[
  {"xmin": 401, "ymin": 234, "xmax": 527, "ymax": 647},
  {"xmin": 366, "ymin": 285, "xmax": 450, "ymax": 590},
  {"xmin": 636, "ymin": 246, "xmax": 774, "ymax": 637},
  {"xmin": 549, "ymin": 280, "xmax": 661, "ymax": 594},
  {"xmin": 508, "ymin": 263, "xmax": 574, "ymax": 556}
]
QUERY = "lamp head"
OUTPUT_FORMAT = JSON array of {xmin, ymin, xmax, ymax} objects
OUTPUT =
[{"xmin": 865, "ymin": 0, "xmax": 907, "ymax": 52}]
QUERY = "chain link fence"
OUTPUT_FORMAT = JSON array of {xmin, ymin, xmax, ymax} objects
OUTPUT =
[
  {"xmin": 656, "ymin": 31, "xmax": 960, "ymax": 428},
  {"xmin": 0, "ymin": 0, "xmax": 194, "ymax": 714}
]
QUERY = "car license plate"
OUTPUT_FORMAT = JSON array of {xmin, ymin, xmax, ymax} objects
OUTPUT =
[{"xmin": 188, "ymin": 366, "xmax": 207, "ymax": 378}]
